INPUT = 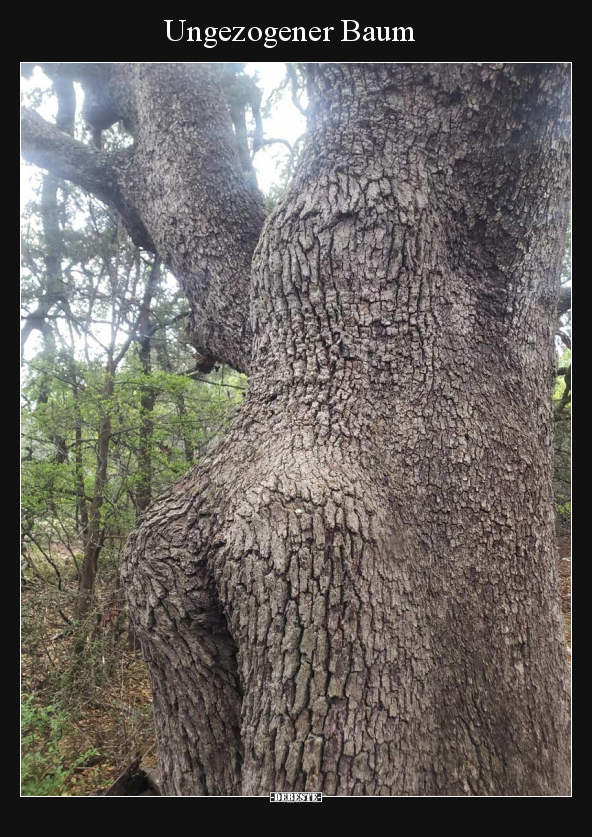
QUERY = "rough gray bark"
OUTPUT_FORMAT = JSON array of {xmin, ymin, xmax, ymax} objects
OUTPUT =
[
  {"xmin": 24, "ymin": 62, "xmax": 571, "ymax": 796},
  {"xmin": 22, "ymin": 63, "xmax": 266, "ymax": 373}
]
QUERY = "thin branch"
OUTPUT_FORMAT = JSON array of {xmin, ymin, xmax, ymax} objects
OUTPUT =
[
  {"xmin": 285, "ymin": 63, "xmax": 309, "ymax": 117},
  {"xmin": 147, "ymin": 310, "xmax": 190, "ymax": 337}
]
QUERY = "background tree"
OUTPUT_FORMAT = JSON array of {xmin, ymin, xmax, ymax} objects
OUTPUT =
[{"xmin": 21, "ymin": 73, "xmax": 248, "ymax": 791}]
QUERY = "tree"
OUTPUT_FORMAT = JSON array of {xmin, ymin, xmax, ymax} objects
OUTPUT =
[
  {"xmin": 22, "ymin": 63, "xmax": 571, "ymax": 796},
  {"xmin": 21, "ymin": 157, "xmax": 243, "ymax": 630}
]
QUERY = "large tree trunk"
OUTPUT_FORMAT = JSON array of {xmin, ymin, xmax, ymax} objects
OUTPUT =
[{"xmin": 24, "ymin": 62, "xmax": 571, "ymax": 796}]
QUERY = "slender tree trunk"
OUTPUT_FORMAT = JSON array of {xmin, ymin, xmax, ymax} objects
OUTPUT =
[
  {"xmin": 75, "ymin": 369, "xmax": 114, "ymax": 618},
  {"xmin": 155, "ymin": 341, "xmax": 194, "ymax": 466},
  {"xmin": 24, "ymin": 62, "xmax": 571, "ymax": 795},
  {"xmin": 28, "ymin": 174, "xmax": 70, "ymax": 514},
  {"xmin": 72, "ymin": 381, "xmax": 89, "ymax": 554},
  {"xmin": 136, "ymin": 358, "xmax": 155, "ymax": 516},
  {"xmin": 135, "ymin": 261, "xmax": 159, "ymax": 516},
  {"xmin": 21, "ymin": 74, "xmax": 75, "ymax": 354}
]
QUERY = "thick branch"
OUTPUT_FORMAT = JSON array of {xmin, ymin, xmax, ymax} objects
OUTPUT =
[
  {"xmin": 21, "ymin": 108, "xmax": 154, "ymax": 251},
  {"xmin": 22, "ymin": 64, "xmax": 266, "ymax": 373},
  {"xmin": 115, "ymin": 63, "xmax": 266, "ymax": 373},
  {"xmin": 22, "ymin": 108, "xmax": 114, "ymax": 198}
]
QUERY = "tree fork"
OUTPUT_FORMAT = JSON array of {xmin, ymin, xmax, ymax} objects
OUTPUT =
[{"xmin": 22, "ymin": 63, "xmax": 266, "ymax": 372}]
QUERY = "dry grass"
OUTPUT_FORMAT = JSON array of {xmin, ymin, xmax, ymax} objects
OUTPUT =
[{"xmin": 21, "ymin": 561, "xmax": 155, "ymax": 796}]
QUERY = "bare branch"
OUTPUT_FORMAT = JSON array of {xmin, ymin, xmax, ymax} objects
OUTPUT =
[{"xmin": 285, "ymin": 63, "xmax": 308, "ymax": 117}]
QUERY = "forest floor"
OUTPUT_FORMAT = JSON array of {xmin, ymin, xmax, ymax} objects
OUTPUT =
[
  {"xmin": 21, "ymin": 530, "xmax": 572, "ymax": 796},
  {"xmin": 20, "ymin": 554, "xmax": 156, "ymax": 796}
]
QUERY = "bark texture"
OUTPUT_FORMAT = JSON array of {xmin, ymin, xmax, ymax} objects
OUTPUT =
[
  {"xmin": 24, "ymin": 62, "xmax": 571, "ymax": 795},
  {"xmin": 122, "ymin": 63, "xmax": 571, "ymax": 796}
]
